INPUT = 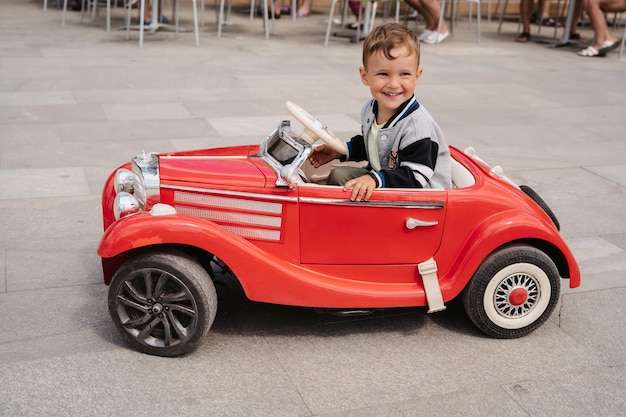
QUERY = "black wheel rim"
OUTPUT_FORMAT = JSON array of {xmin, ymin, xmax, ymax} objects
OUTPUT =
[{"xmin": 114, "ymin": 268, "xmax": 198, "ymax": 349}]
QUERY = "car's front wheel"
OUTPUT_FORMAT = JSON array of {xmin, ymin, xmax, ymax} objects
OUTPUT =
[
  {"xmin": 108, "ymin": 251, "xmax": 217, "ymax": 356},
  {"xmin": 463, "ymin": 245, "xmax": 560, "ymax": 338}
]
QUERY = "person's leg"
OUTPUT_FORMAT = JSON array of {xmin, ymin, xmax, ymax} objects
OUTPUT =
[
  {"xmin": 578, "ymin": 0, "xmax": 625, "ymax": 55},
  {"xmin": 274, "ymin": 0, "xmax": 283, "ymax": 16},
  {"xmin": 297, "ymin": 0, "xmax": 312, "ymax": 16},
  {"xmin": 585, "ymin": 0, "xmax": 609, "ymax": 46},
  {"xmin": 421, "ymin": 0, "xmax": 447, "ymax": 33},
  {"xmin": 405, "ymin": 0, "xmax": 435, "ymax": 29},
  {"xmin": 348, "ymin": 1, "xmax": 361, "ymax": 17},
  {"xmin": 541, "ymin": 0, "xmax": 551, "ymax": 20},
  {"xmin": 144, "ymin": 0, "xmax": 152, "ymax": 22},
  {"xmin": 518, "ymin": 0, "xmax": 534, "ymax": 38},
  {"xmin": 569, "ymin": 0, "xmax": 584, "ymax": 36},
  {"xmin": 540, "ymin": 0, "xmax": 562, "ymax": 25},
  {"xmin": 327, "ymin": 167, "xmax": 369, "ymax": 186}
]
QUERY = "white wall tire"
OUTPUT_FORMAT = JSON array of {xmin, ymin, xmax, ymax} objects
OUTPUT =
[{"xmin": 463, "ymin": 245, "xmax": 561, "ymax": 338}]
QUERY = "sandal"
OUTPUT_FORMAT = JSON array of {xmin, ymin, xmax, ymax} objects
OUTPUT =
[
  {"xmin": 540, "ymin": 17, "xmax": 562, "ymax": 27},
  {"xmin": 516, "ymin": 32, "xmax": 530, "ymax": 43},
  {"xmin": 599, "ymin": 40, "xmax": 620, "ymax": 55},
  {"xmin": 577, "ymin": 45, "xmax": 604, "ymax": 57}
]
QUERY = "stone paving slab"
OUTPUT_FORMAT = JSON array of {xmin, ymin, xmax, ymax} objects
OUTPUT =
[{"xmin": 1, "ymin": 0, "xmax": 625, "ymax": 416}]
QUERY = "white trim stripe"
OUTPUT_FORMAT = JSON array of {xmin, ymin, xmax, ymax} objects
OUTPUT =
[
  {"xmin": 389, "ymin": 96, "xmax": 417, "ymax": 128},
  {"xmin": 162, "ymin": 184, "xmax": 296, "ymax": 203},
  {"xmin": 175, "ymin": 191, "xmax": 282, "ymax": 214},
  {"xmin": 176, "ymin": 205, "xmax": 281, "ymax": 227},
  {"xmin": 221, "ymin": 225, "xmax": 281, "ymax": 241}
]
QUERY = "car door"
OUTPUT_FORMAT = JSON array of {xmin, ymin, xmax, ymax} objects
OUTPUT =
[{"xmin": 298, "ymin": 184, "xmax": 447, "ymax": 265}]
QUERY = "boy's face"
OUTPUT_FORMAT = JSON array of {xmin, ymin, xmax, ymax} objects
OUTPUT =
[{"xmin": 359, "ymin": 46, "xmax": 423, "ymax": 123}]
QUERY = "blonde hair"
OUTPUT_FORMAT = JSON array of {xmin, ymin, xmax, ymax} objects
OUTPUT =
[{"xmin": 362, "ymin": 23, "xmax": 420, "ymax": 69}]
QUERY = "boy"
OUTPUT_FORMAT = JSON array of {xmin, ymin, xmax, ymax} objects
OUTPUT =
[{"xmin": 308, "ymin": 22, "xmax": 451, "ymax": 201}]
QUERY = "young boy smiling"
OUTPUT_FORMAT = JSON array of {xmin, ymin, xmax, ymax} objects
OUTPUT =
[{"xmin": 309, "ymin": 23, "xmax": 451, "ymax": 201}]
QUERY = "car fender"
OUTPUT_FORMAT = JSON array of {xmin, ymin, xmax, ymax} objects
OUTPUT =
[
  {"xmin": 98, "ymin": 211, "xmax": 258, "ymax": 261},
  {"xmin": 98, "ymin": 211, "xmax": 287, "ymax": 290},
  {"xmin": 438, "ymin": 210, "xmax": 580, "ymax": 299}
]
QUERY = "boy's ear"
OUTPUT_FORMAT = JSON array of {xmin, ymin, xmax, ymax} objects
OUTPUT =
[
  {"xmin": 359, "ymin": 67, "xmax": 369, "ymax": 86},
  {"xmin": 415, "ymin": 67, "xmax": 424, "ymax": 82}
]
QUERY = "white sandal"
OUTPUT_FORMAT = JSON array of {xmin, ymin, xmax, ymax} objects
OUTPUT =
[{"xmin": 578, "ymin": 45, "xmax": 604, "ymax": 57}]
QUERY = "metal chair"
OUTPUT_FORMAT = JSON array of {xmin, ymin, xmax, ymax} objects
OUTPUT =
[
  {"xmin": 324, "ymin": 0, "xmax": 401, "ymax": 46},
  {"xmin": 439, "ymin": 0, "xmax": 482, "ymax": 43},
  {"xmin": 61, "ymin": 0, "xmax": 115, "ymax": 31},
  {"xmin": 215, "ymin": 0, "xmax": 274, "ymax": 38},
  {"xmin": 125, "ymin": 0, "xmax": 199, "ymax": 47},
  {"xmin": 496, "ymin": 0, "xmax": 565, "ymax": 39}
]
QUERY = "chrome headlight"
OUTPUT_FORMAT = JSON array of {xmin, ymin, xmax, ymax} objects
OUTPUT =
[
  {"xmin": 111, "ymin": 152, "xmax": 160, "ymax": 220},
  {"xmin": 114, "ymin": 168, "xmax": 135, "ymax": 194},
  {"xmin": 114, "ymin": 192, "xmax": 140, "ymax": 220},
  {"xmin": 131, "ymin": 152, "xmax": 160, "ymax": 207}
]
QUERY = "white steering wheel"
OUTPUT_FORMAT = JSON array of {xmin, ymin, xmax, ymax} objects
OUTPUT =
[{"xmin": 285, "ymin": 101, "xmax": 348, "ymax": 155}]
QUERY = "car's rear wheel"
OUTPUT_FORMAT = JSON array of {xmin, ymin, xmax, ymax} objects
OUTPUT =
[
  {"xmin": 108, "ymin": 251, "xmax": 217, "ymax": 356},
  {"xmin": 463, "ymin": 245, "xmax": 560, "ymax": 338}
]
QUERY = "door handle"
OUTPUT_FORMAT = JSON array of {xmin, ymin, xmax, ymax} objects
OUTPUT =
[{"xmin": 405, "ymin": 217, "xmax": 438, "ymax": 229}]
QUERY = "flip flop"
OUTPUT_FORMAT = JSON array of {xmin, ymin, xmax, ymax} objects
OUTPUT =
[
  {"xmin": 578, "ymin": 45, "xmax": 605, "ymax": 57},
  {"xmin": 540, "ymin": 17, "xmax": 562, "ymax": 27},
  {"xmin": 516, "ymin": 32, "xmax": 530, "ymax": 43},
  {"xmin": 599, "ymin": 40, "xmax": 620, "ymax": 55}
]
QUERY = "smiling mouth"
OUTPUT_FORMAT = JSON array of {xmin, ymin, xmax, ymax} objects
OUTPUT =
[{"xmin": 384, "ymin": 92, "xmax": 402, "ymax": 97}]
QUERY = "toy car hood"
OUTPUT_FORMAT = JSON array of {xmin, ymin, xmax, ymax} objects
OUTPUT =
[{"xmin": 158, "ymin": 145, "xmax": 273, "ymax": 189}]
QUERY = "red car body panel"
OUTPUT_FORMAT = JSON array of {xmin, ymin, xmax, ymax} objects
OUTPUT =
[{"xmin": 98, "ymin": 144, "xmax": 580, "ymax": 310}]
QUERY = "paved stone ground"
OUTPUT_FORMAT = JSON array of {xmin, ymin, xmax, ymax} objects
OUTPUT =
[{"xmin": 1, "ymin": 1, "xmax": 625, "ymax": 416}]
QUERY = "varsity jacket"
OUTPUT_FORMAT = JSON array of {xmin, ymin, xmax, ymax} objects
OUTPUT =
[{"xmin": 343, "ymin": 95, "xmax": 452, "ymax": 189}]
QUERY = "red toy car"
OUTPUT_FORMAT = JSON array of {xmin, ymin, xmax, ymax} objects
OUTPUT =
[{"xmin": 98, "ymin": 102, "xmax": 580, "ymax": 356}]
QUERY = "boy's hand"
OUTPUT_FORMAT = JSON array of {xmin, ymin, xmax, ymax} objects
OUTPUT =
[
  {"xmin": 308, "ymin": 145, "xmax": 340, "ymax": 168},
  {"xmin": 344, "ymin": 175, "xmax": 376, "ymax": 201}
]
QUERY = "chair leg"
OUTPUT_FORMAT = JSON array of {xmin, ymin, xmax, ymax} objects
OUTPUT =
[
  {"xmin": 437, "ymin": 0, "xmax": 446, "ymax": 35},
  {"xmin": 324, "ymin": 0, "xmax": 339, "ymax": 46},
  {"xmin": 476, "ymin": 1, "xmax": 481, "ymax": 43},
  {"xmin": 125, "ymin": 0, "xmax": 132, "ymax": 40},
  {"xmin": 107, "ymin": 0, "xmax": 111, "ymax": 31},
  {"xmin": 262, "ymin": 0, "xmax": 269, "ymax": 40},
  {"xmin": 497, "ymin": 0, "xmax": 508, "ymax": 32},
  {"xmin": 139, "ymin": 0, "xmax": 146, "ymax": 47},
  {"xmin": 80, "ymin": 0, "xmax": 87, "ymax": 23},
  {"xmin": 356, "ymin": 4, "xmax": 363, "ymax": 42},
  {"xmin": 175, "ymin": 0, "xmax": 179, "ymax": 38},
  {"xmin": 192, "ymin": 0, "xmax": 199, "ymax": 46},
  {"xmin": 618, "ymin": 26, "xmax": 626, "ymax": 59},
  {"xmin": 218, "ymin": 0, "xmax": 226, "ymax": 36},
  {"xmin": 62, "ymin": 0, "xmax": 68, "ymax": 27},
  {"xmin": 368, "ymin": 2, "xmax": 378, "ymax": 33}
]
